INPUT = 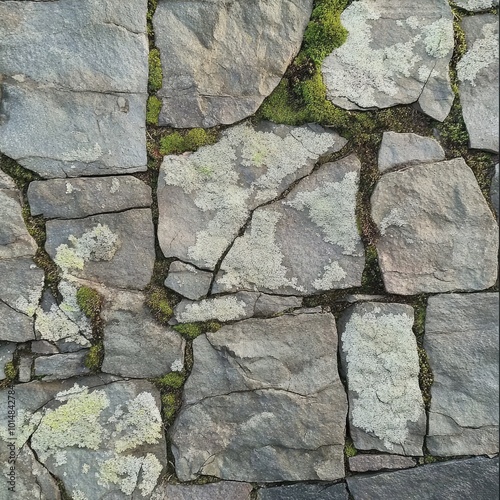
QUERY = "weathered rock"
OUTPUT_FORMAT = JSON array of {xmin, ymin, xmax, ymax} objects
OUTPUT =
[
  {"xmin": 34, "ymin": 351, "xmax": 90, "ymax": 381},
  {"xmin": 254, "ymin": 294, "xmax": 302, "ymax": 317},
  {"xmin": 0, "ymin": 0, "xmax": 149, "ymax": 177},
  {"xmin": 45, "ymin": 209, "xmax": 155, "ymax": 289},
  {"xmin": 322, "ymin": 0, "xmax": 455, "ymax": 121},
  {"xmin": 152, "ymin": 481, "xmax": 253, "ymax": 500},
  {"xmin": 158, "ymin": 122, "xmax": 347, "ymax": 270},
  {"xmin": 348, "ymin": 454, "xmax": 416, "ymax": 473},
  {"xmin": 100, "ymin": 288, "xmax": 185, "ymax": 378},
  {"xmin": 425, "ymin": 293, "xmax": 499, "ymax": 456},
  {"xmin": 164, "ymin": 261, "xmax": 213, "ymax": 300},
  {"xmin": 214, "ymin": 155, "xmax": 364, "ymax": 295},
  {"xmin": 0, "ymin": 169, "xmax": 15, "ymax": 190},
  {"xmin": 378, "ymin": 132, "xmax": 445, "ymax": 172},
  {"xmin": 454, "ymin": 0, "xmax": 499, "ymax": 13},
  {"xmin": 171, "ymin": 312, "xmax": 347, "ymax": 482},
  {"xmin": 339, "ymin": 303, "xmax": 425, "ymax": 455},
  {"xmin": 18, "ymin": 354, "xmax": 32, "ymax": 383},
  {"xmin": 31, "ymin": 340, "xmax": 59, "ymax": 355},
  {"xmin": 458, "ymin": 15, "xmax": 499, "ymax": 152},
  {"xmin": 347, "ymin": 457, "xmax": 499, "ymax": 500},
  {"xmin": 492, "ymin": 164, "xmax": 499, "ymax": 217},
  {"xmin": 257, "ymin": 483, "xmax": 348, "ymax": 500},
  {"xmin": 0, "ymin": 343, "xmax": 15, "ymax": 380},
  {"xmin": 153, "ymin": 0, "xmax": 313, "ymax": 128},
  {"xmin": 371, "ymin": 158, "xmax": 499, "ymax": 294},
  {"xmin": 28, "ymin": 176, "xmax": 152, "ymax": 219},
  {"xmin": 0, "ymin": 302, "xmax": 34, "ymax": 343}
]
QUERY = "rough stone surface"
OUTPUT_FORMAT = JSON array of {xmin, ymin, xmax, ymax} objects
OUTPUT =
[
  {"xmin": 0, "ymin": 343, "xmax": 15, "ymax": 381},
  {"xmin": 492, "ymin": 164, "xmax": 499, "ymax": 217},
  {"xmin": 153, "ymin": 0, "xmax": 313, "ymax": 128},
  {"xmin": 214, "ymin": 155, "xmax": 364, "ymax": 295},
  {"xmin": 372, "ymin": 158, "xmax": 499, "ymax": 294},
  {"xmin": 454, "ymin": 0, "xmax": 499, "ymax": 13},
  {"xmin": 152, "ymin": 481, "xmax": 253, "ymax": 500},
  {"xmin": 164, "ymin": 261, "xmax": 213, "ymax": 300},
  {"xmin": 347, "ymin": 457, "xmax": 499, "ymax": 500},
  {"xmin": 0, "ymin": 301, "xmax": 34, "ymax": 343},
  {"xmin": 34, "ymin": 351, "xmax": 90, "ymax": 381},
  {"xmin": 0, "ymin": 169, "xmax": 15, "ymax": 190},
  {"xmin": 339, "ymin": 303, "xmax": 425, "ymax": 456},
  {"xmin": 257, "ymin": 483, "xmax": 349, "ymax": 500},
  {"xmin": 425, "ymin": 293, "xmax": 499, "ymax": 456},
  {"xmin": 31, "ymin": 340, "xmax": 59, "ymax": 355},
  {"xmin": 348, "ymin": 454, "xmax": 416, "ymax": 473},
  {"xmin": 322, "ymin": 0, "xmax": 455, "ymax": 121},
  {"xmin": 28, "ymin": 176, "xmax": 152, "ymax": 219},
  {"xmin": 100, "ymin": 287, "xmax": 185, "ymax": 378},
  {"xmin": 18, "ymin": 354, "xmax": 33, "ymax": 383},
  {"xmin": 458, "ymin": 15, "xmax": 499, "ymax": 152},
  {"xmin": 170, "ymin": 312, "xmax": 347, "ymax": 482},
  {"xmin": 0, "ymin": 0, "xmax": 149, "ymax": 177},
  {"xmin": 378, "ymin": 132, "xmax": 445, "ymax": 172},
  {"xmin": 45, "ymin": 209, "xmax": 155, "ymax": 289},
  {"xmin": 158, "ymin": 122, "xmax": 347, "ymax": 270}
]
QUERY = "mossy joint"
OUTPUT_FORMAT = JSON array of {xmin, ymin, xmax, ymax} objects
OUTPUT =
[
  {"xmin": 148, "ymin": 48, "xmax": 163, "ymax": 93},
  {"xmin": 84, "ymin": 342, "xmax": 104, "ymax": 372},
  {"xmin": 173, "ymin": 321, "xmax": 221, "ymax": 340},
  {"xmin": 159, "ymin": 129, "xmax": 218, "ymax": 156},
  {"xmin": 147, "ymin": 96, "xmax": 162, "ymax": 126},
  {"xmin": 76, "ymin": 286, "xmax": 102, "ymax": 321},
  {"xmin": 3, "ymin": 361, "xmax": 17, "ymax": 382},
  {"xmin": 145, "ymin": 285, "xmax": 174, "ymax": 325}
]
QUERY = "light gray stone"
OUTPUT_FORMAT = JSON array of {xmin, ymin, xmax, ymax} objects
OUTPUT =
[
  {"xmin": 378, "ymin": 132, "xmax": 445, "ymax": 172},
  {"xmin": 31, "ymin": 340, "xmax": 59, "ymax": 355},
  {"xmin": 348, "ymin": 454, "xmax": 416, "ymax": 473},
  {"xmin": 0, "ymin": 0, "xmax": 148, "ymax": 177},
  {"xmin": 34, "ymin": 351, "xmax": 90, "ymax": 381},
  {"xmin": 153, "ymin": 0, "xmax": 313, "ymax": 128},
  {"xmin": 454, "ymin": 0, "xmax": 499, "ymax": 12},
  {"xmin": 18, "ymin": 354, "xmax": 32, "ymax": 383},
  {"xmin": 28, "ymin": 176, "xmax": 152, "ymax": 219},
  {"xmin": 347, "ymin": 457, "xmax": 499, "ymax": 500},
  {"xmin": 371, "ymin": 158, "xmax": 499, "ymax": 294},
  {"xmin": 458, "ymin": 15, "xmax": 499, "ymax": 152},
  {"xmin": 0, "ymin": 343, "xmax": 15, "ymax": 381},
  {"xmin": 158, "ymin": 122, "xmax": 347, "ymax": 270},
  {"xmin": 339, "ymin": 303, "xmax": 425, "ymax": 456},
  {"xmin": 257, "ymin": 483, "xmax": 348, "ymax": 500},
  {"xmin": 214, "ymin": 155, "xmax": 364, "ymax": 295},
  {"xmin": 164, "ymin": 261, "xmax": 212, "ymax": 300},
  {"xmin": 0, "ymin": 302, "xmax": 34, "ymax": 343},
  {"xmin": 492, "ymin": 164, "xmax": 499, "ymax": 217},
  {"xmin": 254, "ymin": 294, "xmax": 302, "ymax": 317},
  {"xmin": 171, "ymin": 312, "xmax": 347, "ymax": 482},
  {"xmin": 322, "ymin": 0, "xmax": 455, "ymax": 121},
  {"xmin": 152, "ymin": 481, "xmax": 253, "ymax": 500},
  {"xmin": 101, "ymin": 288, "xmax": 185, "ymax": 378},
  {"xmin": 0, "ymin": 169, "xmax": 15, "ymax": 189},
  {"xmin": 425, "ymin": 293, "xmax": 499, "ymax": 456},
  {"xmin": 343, "ymin": 294, "xmax": 386, "ymax": 303},
  {"xmin": 45, "ymin": 209, "xmax": 155, "ymax": 290}
]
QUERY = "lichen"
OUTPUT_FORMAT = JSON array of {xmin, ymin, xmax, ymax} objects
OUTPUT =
[
  {"xmin": 313, "ymin": 261, "xmax": 347, "ymax": 290},
  {"xmin": 177, "ymin": 295, "xmax": 249, "ymax": 323}
]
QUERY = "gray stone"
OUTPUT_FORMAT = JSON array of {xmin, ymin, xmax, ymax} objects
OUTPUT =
[
  {"xmin": 347, "ymin": 457, "xmax": 499, "ymax": 500},
  {"xmin": 100, "ymin": 288, "xmax": 185, "ymax": 378},
  {"xmin": 0, "ymin": 343, "xmax": 15, "ymax": 380},
  {"xmin": 34, "ymin": 351, "xmax": 90, "ymax": 381},
  {"xmin": 18, "ymin": 354, "xmax": 32, "ymax": 383},
  {"xmin": 348, "ymin": 454, "xmax": 416, "ymax": 473},
  {"xmin": 164, "ymin": 261, "xmax": 212, "ymax": 300},
  {"xmin": 458, "ymin": 15, "xmax": 499, "ymax": 152},
  {"xmin": 492, "ymin": 164, "xmax": 499, "ymax": 217},
  {"xmin": 254, "ymin": 294, "xmax": 302, "ymax": 317},
  {"xmin": 454, "ymin": 0, "xmax": 499, "ymax": 13},
  {"xmin": 0, "ymin": 0, "xmax": 149, "ymax": 177},
  {"xmin": 171, "ymin": 312, "xmax": 347, "ymax": 482},
  {"xmin": 153, "ymin": 0, "xmax": 313, "ymax": 128},
  {"xmin": 31, "ymin": 340, "xmax": 59, "ymax": 355},
  {"xmin": 378, "ymin": 132, "xmax": 445, "ymax": 172},
  {"xmin": 322, "ymin": 0, "xmax": 454, "ymax": 121},
  {"xmin": 152, "ymin": 481, "xmax": 253, "ymax": 500},
  {"xmin": 371, "ymin": 158, "xmax": 499, "ymax": 294},
  {"xmin": 343, "ymin": 294, "xmax": 386, "ymax": 303},
  {"xmin": 45, "ymin": 209, "xmax": 155, "ymax": 289},
  {"xmin": 28, "ymin": 176, "xmax": 152, "ymax": 219},
  {"xmin": 158, "ymin": 122, "xmax": 347, "ymax": 270},
  {"xmin": 0, "ymin": 301, "xmax": 34, "ymax": 343},
  {"xmin": 214, "ymin": 155, "xmax": 364, "ymax": 295},
  {"xmin": 338, "ymin": 303, "xmax": 425, "ymax": 456},
  {"xmin": 0, "ymin": 169, "xmax": 15, "ymax": 189},
  {"xmin": 425, "ymin": 293, "xmax": 499, "ymax": 456},
  {"xmin": 257, "ymin": 483, "xmax": 348, "ymax": 500}
]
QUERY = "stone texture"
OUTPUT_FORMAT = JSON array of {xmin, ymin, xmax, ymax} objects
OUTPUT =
[
  {"xmin": 18, "ymin": 354, "xmax": 33, "ymax": 383},
  {"xmin": 0, "ymin": 343, "xmax": 15, "ymax": 380},
  {"xmin": 153, "ymin": 0, "xmax": 313, "ymax": 128},
  {"xmin": 254, "ymin": 294, "xmax": 302, "ymax": 317},
  {"xmin": 214, "ymin": 155, "xmax": 364, "ymax": 295},
  {"xmin": 158, "ymin": 122, "xmax": 346, "ymax": 270},
  {"xmin": 28, "ymin": 176, "xmax": 152, "ymax": 219},
  {"xmin": 348, "ymin": 454, "xmax": 416, "ymax": 473},
  {"xmin": 0, "ymin": 301, "xmax": 34, "ymax": 343},
  {"xmin": 100, "ymin": 288, "xmax": 185, "ymax": 378},
  {"xmin": 164, "ymin": 261, "xmax": 213, "ymax": 300},
  {"xmin": 378, "ymin": 132, "xmax": 445, "ymax": 172},
  {"xmin": 322, "ymin": 0, "xmax": 455, "ymax": 121},
  {"xmin": 371, "ymin": 158, "xmax": 499, "ymax": 294},
  {"xmin": 257, "ymin": 483, "xmax": 348, "ymax": 500},
  {"xmin": 45, "ymin": 209, "xmax": 155, "ymax": 289},
  {"xmin": 170, "ymin": 312, "xmax": 347, "ymax": 482},
  {"xmin": 458, "ymin": 15, "xmax": 499, "ymax": 153},
  {"xmin": 34, "ymin": 351, "xmax": 90, "ymax": 381},
  {"xmin": 152, "ymin": 481, "xmax": 253, "ymax": 500},
  {"xmin": 0, "ymin": 169, "xmax": 15, "ymax": 190},
  {"xmin": 454, "ymin": 0, "xmax": 499, "ymax": 13},
  {"xmin": 425, "ymin": 293, "xmax": 499, "ymax": 456},
  {"xmin": 339, "ymin": 303, "xmax": 425, "ymax": 456},
  {"xmin": 0, "ymin": 0, "xmax": 149, "ymax": 177},
  {"xmin": 347, "ymin": 457, "xmax": 499, "ymax": 500},
  {"xmin": 31, "ymin": 340, "xmax": 59, "ymax": 355},
  {"xmin": 492, "ymin": 164, "xmax": 499, "ymax": 217}
]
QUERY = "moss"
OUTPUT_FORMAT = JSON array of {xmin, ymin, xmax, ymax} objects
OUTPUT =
[
  {"xmin": 0, "ymin": 154, "xmax": 40, "ymax": 190},
  {"xmin": 21, "ymin": 203, "xmax": 46, "ymax": 246},
  {"xmin": 345, "ymin": 440, "xmax": 358, "ymax": 458},
  {"xmin": 159, "ymin": 129, "xmax": 218, "ymax": 156},
  {"xmin": 161, "ymin": 393, "xmax": 178, "ymax": 421},
  {"xmin": 4, "ymin": 361, "xmax": 17, "ymax": 381},
  {"xmin": 76, "ymin": 286, "xmax": 102, "ymax": 321},
  {"xmin": 204, "ymin": 321, "xmax": 221, "ymax": 333},
  {"xmin": 148, "ymin": 48, "xmax": 163, "ymax": 92},
  {"xmin": 417, "ymin": 346, "xmax": 434, "ymax": 410},
  {"xmin": 146, "ymin": 96, "xmax": 162, "ymax": 126},
  {"xmin": 173, "ymin": 323, "xmax": 203, "ymax": 340},
  {"xmin": 33, "ymin": 250, "xmax": 60, "ymax": 296},
  {"xmin": 360, "ymin": 244, "xmax": 384, "ymax": 293},
  {"xmin": 155, "ymin": 372, "xmax": 185, "ymax": 390},
  {"xmin": 84, "ymin": 343, "xmax": 103, "ymax": 372},
  {"xmin": 145, "ymin": 285, "xmax": 173, "ymax": 324}
]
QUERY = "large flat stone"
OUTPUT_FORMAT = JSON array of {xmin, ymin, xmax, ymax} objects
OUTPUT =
[
  {"xmin": 152, "ymin": 482, "xmax": 253, "ymax": 500},
  {"xmin": 425, "ymin": 293, "xmax": 499, "ymax": 456},
  {"xmin": 454, "ymin": 0, "xmax": 499, "ymax": 12},
  {"xmin": 153, "ymin": 0, "xmax": 313, "ymax": 128},
  {"xmin": 322, "ymin": 0, "xmax": 454, "ymax": 121},
  {"xmin": 214, "ymin": 155, "xmax": 364, "ymax": 295},
  {"xmin": 170, "ymin": 312, "xmax": 347, "ymax": 482},
  {"xmin": 371, "ymin": 158, "xmax": 499, "ymax": 294},
  {"xmin": 33, "ymin": 351, "xmax": 91, "ymax": 381},
  {"xmin": 458, "ymin": 15, "xmax": 499, "ymax": 152},
  {"xmin": 257, "ymin": 483, "xmax": 348, "ymax": 500},
  {"xmin": 0, "ymin": 301, "xmax": 34, "ymax": 343}
]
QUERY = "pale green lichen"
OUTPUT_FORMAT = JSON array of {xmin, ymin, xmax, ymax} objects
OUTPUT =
[
  {"xmin": 34, "ymin": 304, "xmax": 90, "ymax": 345},
  {"xmin": 421, "ymin": 18, "xmax": 455, "ymax": 59},
  {"xmin": 71, "ymin": 490, "xmax": 88, "ymax": 500},
  {"xmin": 379, "ymin": 208, "xmax": 408, "ymax": 236},
  {"xmin": 177, "ymin": 296, "xmax": 249, "ymax": 323},
  {"xmin": 313, "ymin": 261, "xmax": 347, "ymax": 290}
]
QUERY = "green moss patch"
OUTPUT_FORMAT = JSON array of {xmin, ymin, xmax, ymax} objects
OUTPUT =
[
  {"xmin": 156, "ymin": 372, "xmax": 185, "ymax": 390},
  {"xmin": 145, "ymin": 285, "xmax": 173, "ymax": 324},
  {"xmin": 146, "ymin": 96, "xmax": 162, "ymax": 126},
  {"xmin": 159, "ymin": 128, "xmax": 218, "ymax": 156},
  {"xmin": 84, "ymin": 343, "xmax": 104, "ymax": 372},
  {"xmin": 148, "ymin": 48, "xmax": 163, "ymax": 92},
  {"xmin": 0, "ymin": 154, "xmax": 40, "ymax": 190},
  {"xmin": 173, "ymin": 323, "xmax": 203, "ymax": 340},
  {"xmin": 3, "ymin": 361, "xmax": 17, "ymax": 382},
  {"xmin": 76, "ymin": 286, "xmax": 102, "ymax": 320}
]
